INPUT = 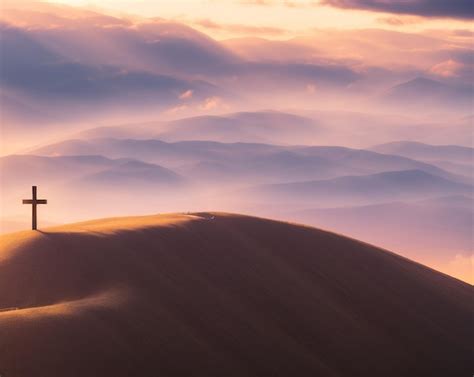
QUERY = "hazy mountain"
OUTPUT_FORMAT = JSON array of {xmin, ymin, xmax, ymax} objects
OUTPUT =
[
  {"xmin": 310, "ymin": 110, "xmax": 472, "ymax": 147},
  {"xmin": 289, "ymin": 196, "xmax": 473, "ymax": 258},
  {"xmin": 31, "ymin": 138, "xmax": 468, "ymax": 184},
  {"xmin": 0, "ymin": 154, "xmax": 184, "ymax": 193},
  {"xmin": 180, "ymin": 150, "xmax": 349, "ymax": 184},
  {"xmin": 0, "ymin": 154, "xmax": 117, "ymax": 186},
  {"xmin": 371, "ymin": 141, "xmax": 473, "ymax": 164},
  {"xmin": 30, "ymin": 139, "xmax": 280, "ymax": 168},
  {"xmin": 382, "ymin": 77, "xmax": 472, "ymax": 112},
  {"xmin": 292, "ymin": 146, "xmax": 469, "ymax": 182},
  {"xmin": 75, "ymin": 111, "xmax": 320, "ymax": 145},
  {"xmin": 425, "ymin": 160, "xmax": 473, "ymax": 178},
  {"xmin": 161, "ymin": 111, "xmax": 320, "ymax": 144},
  {"xmin": 79, "ymin": 160, "xmax": 185, "ymax": 189},
  {"xmin": 31, "ymin": 139, "xmax": 344, "ymax": 183},
  {"xmin": 0, "ymin": 93, "xmax": 55, "ymax": 126},
  {"xmin": 417, "ymin": 194, "xmax": 473, "ymax": 208},
  {"xmin": 0, "ymin": 154, "xmax": 189, "ymax": 226},
  {"xmin": 249, "ymin": 170, "xmax": 472, "ymax": 206}
]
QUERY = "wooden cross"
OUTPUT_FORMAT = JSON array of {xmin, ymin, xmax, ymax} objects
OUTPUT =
[{"xmin": 22, "ymin": 186, "xmax": 47, "ymax": 230}]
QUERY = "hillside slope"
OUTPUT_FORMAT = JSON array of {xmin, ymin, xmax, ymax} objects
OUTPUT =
[{"xmin": 0, "ymin": 213, "xmax": 472, "ymax": 377}]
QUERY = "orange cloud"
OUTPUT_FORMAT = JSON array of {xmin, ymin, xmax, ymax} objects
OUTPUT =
[{"xmin": 193, "ymin": 18, "xmax": 286, "ymax": 36}]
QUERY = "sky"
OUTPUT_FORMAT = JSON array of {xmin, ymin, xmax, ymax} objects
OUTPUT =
[
  {"xmin": 3, "ymin": 0, "xmax": 473, "ymax": 39},
  {"xmin": 1, "ymin": 0, "xmax": 472, "ymax": 149}
]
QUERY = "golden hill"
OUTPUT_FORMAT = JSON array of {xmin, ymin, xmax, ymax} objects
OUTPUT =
[{"xmin": 0, "ymin": 213, "xmax": 471, "ymax": 377}]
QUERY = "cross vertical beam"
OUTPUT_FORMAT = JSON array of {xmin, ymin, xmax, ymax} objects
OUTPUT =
[
  {"xmin": 22, "ymin": 186, "xmax": 47, "ymax": 230},
  {"xmin": 32, "ymin": 185, "xmax": 37, "ymax": 230}
]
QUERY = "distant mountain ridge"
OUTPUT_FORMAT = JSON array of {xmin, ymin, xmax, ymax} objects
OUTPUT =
[
  {"xmin": 289, "ymin": 196, "xmax": 473, "ymax": 258},
  {"xmin": 249, "ymin": 169, "xmax": 472, "ymax": 205},
  {"xmin": 29, "ymin": 137, "xmax": 468, "ymax": 184},
  {"xmin": 382, "ymin": 77, "xmax": 472, "ymax": 111},
  {"xmin": 371, "ymin": 141, "xmax": 473, "ymax": 163},
  {"xmin": 0, "ymin": 154, "xmax": 185, "ymax": 190},
  {"xmin": 73, "ymin": 111, "xmax": 320, "ymax": 145}
]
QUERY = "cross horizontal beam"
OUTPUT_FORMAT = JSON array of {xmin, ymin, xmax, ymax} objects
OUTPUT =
[{"xmin": 22, "ymin": 199, "xmax": 47, "ymax": 204}]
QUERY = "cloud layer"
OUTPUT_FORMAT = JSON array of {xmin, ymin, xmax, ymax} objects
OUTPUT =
[
  {"xmin": 0, "ymin": 1, "xmax": 472, "ymax": 149},
  {"xmin": 323, "ymin": 0, "xmax": 474, "ymax": 20}
]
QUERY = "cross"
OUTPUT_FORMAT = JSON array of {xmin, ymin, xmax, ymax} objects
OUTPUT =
[{"xmin": 22, "ymin": 186, "xmax": 47, "ymax": 230}]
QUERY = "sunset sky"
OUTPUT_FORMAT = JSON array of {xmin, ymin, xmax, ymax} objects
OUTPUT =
[{"xmin": 4, "ymin": 0, "xmax": 473, "ymax": 40}]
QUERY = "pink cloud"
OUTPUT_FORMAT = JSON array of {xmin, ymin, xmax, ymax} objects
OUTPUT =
[
  {"xmin": 430, "ymin": 59, "xmax": 465, "ymax": 78},
  {"xmin": 306, "ymin": 83, "xmax": 317, "ymax": 94},
  {"xmin": 179, "ymin": 89, "xmax": 194, "ymax": 100},
  {"xmin": 200, "ymin": 96, "xmax": 228, "ymax": 110},
  {"xmin": 193, "ymin": 18, "xmax": 286, "ymax": 36}
]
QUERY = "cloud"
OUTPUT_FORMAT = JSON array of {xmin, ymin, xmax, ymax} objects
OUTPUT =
[
  {"xmin": 248, "ymin": 62, "xmax": 359, "ymax": 86},
  {"xmin": 306, "ymin": 83, "xmax": 317, "ymax": 94},
  {"xmin": 179, "ymin": 90, "xmax": 194, "ymax": 99},
  {"xmin": 376, "ymin": 16, "xmax": 422, "ymax": 26},
  {"xmin": 428, "ymin": 55, "xmax": 473, "ymax": 83},
  {"xmin": 237, "ymin": 0, "xmax": 317, "ymax": 7},
  {"xmin": 0, "ymin": 1, "xmax": 132, "ymax": 28},
  {"xmin": 238, "ymin": 0, "xmax": 274, "ymax": 4},
  {"xmin": 322, "ymin": 0, "xmax": 474, "ymax": 20},
  {"xmin": 0, "ymin": 16, "xmax": 361, "ymax": 100},
  {"xmin": 165, "ymin": 96, "xmax": 230, "ymax": 115},
  {"xmin": 0, "ymin": 22, "xmax": 226, "ymax": 125},
  {"xmin": 451, "ymin": 29, "xmax": 473, "ymax": 38},
  {"xmin": 4, "ymin": 1, "xmax": 471, "ymax": 124},
  {"xmin": 201, "ymin": 96, "xmax": 226, "ymax": 110},
  {"xmin": 193, "ymin": 18, "xmax": 287, "ymax": 36},
  {"xmin": 1, "ymin": 7, "xmax": 241, "ymax": 77},
  {"xmin": 430, "ymin": 59, "xmax": 465, "ymax": 78}
]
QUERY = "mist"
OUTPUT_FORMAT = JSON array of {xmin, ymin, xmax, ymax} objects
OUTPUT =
[{"xmin": 1, "ymin": 2, "xmax": 472, "ymax": 283}]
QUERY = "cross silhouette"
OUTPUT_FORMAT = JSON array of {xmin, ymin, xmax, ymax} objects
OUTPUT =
[{"xmin": 22, "ymin": 186, "xmax": 47, "ymax": 230}]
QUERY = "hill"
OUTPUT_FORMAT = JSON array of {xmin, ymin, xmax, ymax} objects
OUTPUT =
[
  {"xmin": 0, "ymin": 213, "xmax": 471, "ymax": 377},
  {"xmin": 159, "ymin": 111, "xmax": 319, "ymax": 144}
]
